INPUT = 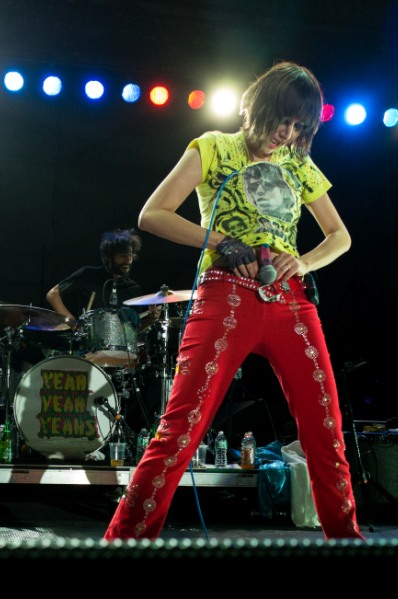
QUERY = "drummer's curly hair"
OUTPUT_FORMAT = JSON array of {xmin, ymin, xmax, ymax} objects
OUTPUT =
[{"xmin": 100, "ymin": 228, "xmax": 142, "ymax": 266}]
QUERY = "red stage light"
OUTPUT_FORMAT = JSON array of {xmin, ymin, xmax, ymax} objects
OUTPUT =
[{"xmin": 188, "ymin": 90, "xmax": 205, "ymax": 110}]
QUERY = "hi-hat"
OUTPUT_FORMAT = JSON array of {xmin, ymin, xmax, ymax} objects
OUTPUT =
[
  {"xmin": 124, "ymin": 286, "xmax": 197, "ymax": 306},
  {"xmin": 0, "ymin": 304, "xmax": 75, "ymax": 332}
]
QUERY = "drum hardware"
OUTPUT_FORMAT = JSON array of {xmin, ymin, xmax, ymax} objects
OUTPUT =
[
  {"xmin": 169, "ymin": 317, "xmax": 185, "ymax": 329},
  {"xmin": 126, "ymin": 287, "xmax": 174, "ymax": 415},
  {"xmin": 123, "ymin": 284, "xmax": 197, "ymax": 306},
  {"xmin": 0, "ymin": 327, "xmax": 24, "ymax": 421},
  {"xmin": 0, "ymin": 304, "xmax": 76, "ymax": 421},
  {"xmin": 93, "ymin": 396, "xmax": 135, "ymax": 445},
  {"xmin": 0, "ymin": 304, "xmax": 76, "ymax": 332},
  {"xmin": 111, "ymin": 369, "xmax": 133, "ymax": 399},
  {"xmin": 124, "ymin": 285, "xmax": 196, "ymax": 415},
  {"xmin": 158, "ymin": 304, "xmax": 173, "ymax": 415},
  {"xmin": 107, "ymin": 365, "xmax": 153, "ymax": 431}
]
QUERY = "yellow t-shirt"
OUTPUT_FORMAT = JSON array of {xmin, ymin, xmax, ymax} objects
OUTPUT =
[{"xmin": 187, "ymin": 130, "xmax": 332, "ymax": 274}]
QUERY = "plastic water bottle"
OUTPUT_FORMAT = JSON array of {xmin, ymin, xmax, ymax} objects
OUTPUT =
[
  {"xmin": 2, "ymin": 420, "xmax": 13, "ymax": 463},
  {"xmin": 240, "ymin": 431, "xmax": 256, "ymax": 470},
  {"xmin": 136, "ymin": 427, "xmax": 150, "ymax": 465},
  {"xmin": 214, "ymin": 430, "xmax": 228, "ymax": 468}
]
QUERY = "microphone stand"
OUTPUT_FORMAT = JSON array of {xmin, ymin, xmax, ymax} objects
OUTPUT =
[{"xmin": 94, "ymin": 397, "xmax": 135, "ymax": 445}]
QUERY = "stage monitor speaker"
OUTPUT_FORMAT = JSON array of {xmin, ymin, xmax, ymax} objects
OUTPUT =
[{"xmin": 345, "ymin": 431, "xmax": 398, "ymax": 515}]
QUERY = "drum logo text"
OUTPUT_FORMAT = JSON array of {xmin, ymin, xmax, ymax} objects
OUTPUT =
[{"xmin": 36, "ymin": 369, "xmax": 99, "ymax": 440}]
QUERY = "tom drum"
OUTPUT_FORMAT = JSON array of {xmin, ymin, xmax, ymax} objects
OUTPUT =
[{"xmin": 81, "ymin": 308, "xmax": 138, "ymax": 368}]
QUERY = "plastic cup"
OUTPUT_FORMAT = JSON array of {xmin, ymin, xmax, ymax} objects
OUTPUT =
[
  {"xmin": 109, "ymin": 442, "xmax": 127, "ymax": 467},
  {"xmin": 192, "ymin": 443, "xmax": 208, "ymax": 468}
]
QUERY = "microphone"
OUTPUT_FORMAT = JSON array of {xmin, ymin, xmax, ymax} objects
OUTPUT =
[
  {"xmin": 258, "ymin": 244, "xmax": 277, "ymax": 285},
  {"xmin": 94, "ymin": 396, "xmax": 121, "ymax": 420},
  {"xmin": 110, "ymin": 281, "xmax": 118, "ymax": 308}
]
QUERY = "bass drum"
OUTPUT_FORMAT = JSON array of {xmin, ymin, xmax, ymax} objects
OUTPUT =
[{"xmin": 14, "ymin": 355, "xmax": 118, "ymax": 460}]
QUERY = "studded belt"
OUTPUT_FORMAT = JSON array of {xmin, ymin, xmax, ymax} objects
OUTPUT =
[{"xmin": 198, "ymin": 268, "xmax": 292, "ymax": 303}]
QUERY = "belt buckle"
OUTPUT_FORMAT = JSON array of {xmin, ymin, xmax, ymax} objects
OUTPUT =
[
  {"xmin": 258, "ymin": 285, "xmax": 281, "ymax": 303},
  {"xmin": 258, "ymin": 281, "xmax": 290, "ymax": 303}
]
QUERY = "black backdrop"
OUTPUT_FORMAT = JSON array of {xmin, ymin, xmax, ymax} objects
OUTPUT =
[{"xmin": 1, "ymin": 1, "xmax": 397, "ymax": 440}]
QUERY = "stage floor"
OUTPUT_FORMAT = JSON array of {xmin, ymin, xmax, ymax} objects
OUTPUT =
[{"xmin": 1, "ymin": 478, "xmax": 397, "ymax": 544}]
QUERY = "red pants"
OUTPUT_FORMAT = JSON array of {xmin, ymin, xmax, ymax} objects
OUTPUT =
[{"xmin": 104, "ymin": 270, "xmax": 364, "ymax": 541}]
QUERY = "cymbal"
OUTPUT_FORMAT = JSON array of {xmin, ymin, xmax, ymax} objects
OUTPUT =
[
  {"xmin": 0, "ymin": 304, "xmax": 75, "ymax": 332},
  {"xmin": 124, "ymin": 288, "xmax": 197, "ymax": 306}
]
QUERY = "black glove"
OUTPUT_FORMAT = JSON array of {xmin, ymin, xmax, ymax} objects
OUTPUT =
[{"xmin": 216, "ymin": 236, "xmax": 256, "ymax": 271}]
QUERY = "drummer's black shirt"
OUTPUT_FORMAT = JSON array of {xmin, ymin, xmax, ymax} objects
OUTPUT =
[{"xmin": 57, "ymin": 266, "xmax": 142, "ymax": 324}]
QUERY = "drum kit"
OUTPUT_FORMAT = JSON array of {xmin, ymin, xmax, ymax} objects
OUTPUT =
[{"xmin": 0, "ymin": 285, "xmax": 196, "ymax": 461}]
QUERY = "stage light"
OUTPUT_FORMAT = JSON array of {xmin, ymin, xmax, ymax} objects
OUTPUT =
[
  {"xmin": 3, "ymin": 70, "xmax": 24, "ymax": 92},
  {"xmin": 188, "ymin": 90, "xmax": 206, "ymax": 110},
  {"xmin": 122, "ymin": 83, "xmax": 141, "ymax": 103},
  {"xmin": 209, "ymin": 88, "xmax": 239, "ymax": 117},
  {"xmin": 42, "ymin": 76, "xmax": 62, "ymax": 97},
  {"xmin": 149, "ymin": 86, "xmax": 169, "ymax": 106},
  {"xmin": 383, "ymin": 108, "xmax": 398, "ymax": 128},
  {"xmin": 344, "ymin": 103, "xmax": 367, "ymax": 126},
  {"xmin": 85, "ymin": 80, "xmax": 105, "ymax": 100}
]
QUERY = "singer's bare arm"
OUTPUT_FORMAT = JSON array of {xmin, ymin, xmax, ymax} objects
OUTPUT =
[
  {"xmin": 139, "ymin": 148, "xmax": 258, "ymax": 279},
  {"xmin": 139, "ymin": 149, "xmax": 226, "ymax": 249}
]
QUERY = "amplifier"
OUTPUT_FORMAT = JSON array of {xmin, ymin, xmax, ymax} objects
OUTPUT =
[{"xmin": 344, "ymin": 431, "xmax": 398, "ymax": 515}]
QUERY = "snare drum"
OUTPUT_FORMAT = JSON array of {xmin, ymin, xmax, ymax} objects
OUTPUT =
[
  {"xmin": 13, "ymin": 355, "xmax": 118, "ymax": 459},
  {"xmin": 81, "ymin": 308, "xmax": 138, "ymax": 368}
]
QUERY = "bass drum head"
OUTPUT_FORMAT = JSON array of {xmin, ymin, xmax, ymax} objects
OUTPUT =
[{"xmin": 14, "ymin": 355, "xmax": 118, "ymax": 460}]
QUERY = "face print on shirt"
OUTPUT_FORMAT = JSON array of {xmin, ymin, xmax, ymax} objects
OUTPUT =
[
  {"xmin": 224, "ymin": 215, "xmax": 247, "ymax": 236},
  {"xmin": 242, "ymin": 162, "xmax": 296, "ymax": 223}
]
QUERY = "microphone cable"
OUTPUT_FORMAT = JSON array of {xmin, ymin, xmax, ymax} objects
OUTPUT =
[{"xmin": 180, "ymin": 169, "xmax": 240, "ymax": 335}]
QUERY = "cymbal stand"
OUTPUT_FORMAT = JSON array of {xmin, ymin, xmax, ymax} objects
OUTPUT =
[
  {"xmin": 158, "ymin": 303, "xmax": 173, "ymax": 416},
  {"xmin": 124, "ymin": 369, "xmax": 152, "ymax": 430}
]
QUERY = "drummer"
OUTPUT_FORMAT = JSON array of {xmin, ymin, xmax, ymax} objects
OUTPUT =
[
  {"xmin": 46, "ymin": 228, "xmax": 162, "ymax": 435},
  {"xmin": 46, "ymin": 228, "xmax": 161, "ymax": 330}
]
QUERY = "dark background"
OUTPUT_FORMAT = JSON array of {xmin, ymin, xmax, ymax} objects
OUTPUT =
[{"xmin": 1, "ymin": 1, "xmax": 397, "ymax": 442}]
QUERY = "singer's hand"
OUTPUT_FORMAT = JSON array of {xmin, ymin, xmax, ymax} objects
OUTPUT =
[
  {"xmin": 272, "ymin": 252, "xmax": 300, "ymax": 281},
  {"xmin": 216, "ymin": 236, "xmax": 258, "ymax": 278}
]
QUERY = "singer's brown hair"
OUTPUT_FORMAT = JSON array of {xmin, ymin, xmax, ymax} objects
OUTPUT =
[{"xmin": 240, "ymin": 61, "xmax": 324, "ymax": 156}]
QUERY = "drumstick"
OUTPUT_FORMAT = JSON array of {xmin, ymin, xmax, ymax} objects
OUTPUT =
[{"xmin": 86, "ymin": 291, "xmax": 96, "ymax": 312}]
